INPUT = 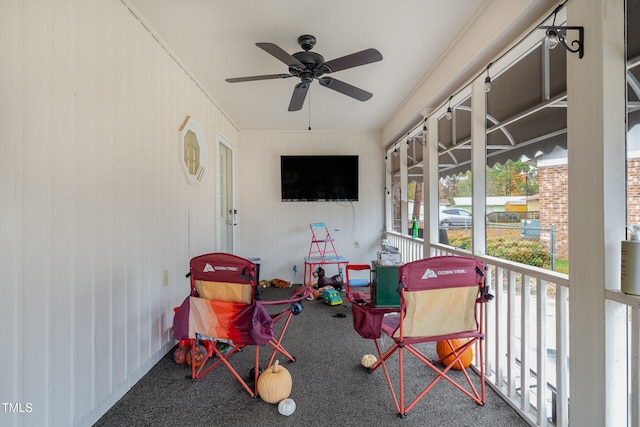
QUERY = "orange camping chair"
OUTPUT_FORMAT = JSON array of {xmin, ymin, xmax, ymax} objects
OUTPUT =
[
  {"xmin": 351, "ymin": 255, "xmax": 491, "ymax": 417},
  {"xmin": 173, "ymin": 253, "xmax": 311, "ymax": 397}
]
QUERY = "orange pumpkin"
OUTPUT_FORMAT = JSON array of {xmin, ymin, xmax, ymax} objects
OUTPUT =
[
  {"xmin": 436, "ymin": 339, "xmax": 473, "ymax": 370},
  {"xmin": 257, "ymin": 360, "xmax": 292, "ymax": 404}
]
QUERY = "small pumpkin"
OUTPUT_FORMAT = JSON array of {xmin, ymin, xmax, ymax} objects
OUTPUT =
[
  {"xmin": 278, "ymin": 398, "xmax": 296, "ymax": 416},
  {"xmin": 257, "ymin": 360, "xmax": 292, "ymax": 403},
  {"xmin": 436, "ymin": 339, "xmax": 473, "ymax": 370},
  {"xmin": 361, "ymin": 354, "xmax": 377, "ymax": 368}
]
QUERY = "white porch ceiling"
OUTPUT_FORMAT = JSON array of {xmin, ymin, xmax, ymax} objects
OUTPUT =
[{"xmin": 126, "ymin": 0, "xmax": 487, "ymax": 132}]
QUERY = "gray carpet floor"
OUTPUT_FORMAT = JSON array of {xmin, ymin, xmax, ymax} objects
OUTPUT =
[{"xmin": 94, "ymin": 285, "xmax": 529, "ymax": 426}]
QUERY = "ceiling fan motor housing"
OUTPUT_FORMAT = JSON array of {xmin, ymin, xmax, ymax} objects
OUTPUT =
[{"xmin": 290, "ymin": 51, "xmax": 326, "ymax": 77}]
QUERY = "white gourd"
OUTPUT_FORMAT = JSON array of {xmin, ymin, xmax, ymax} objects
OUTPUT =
[
  {"xmin": 278, "ymin": 398, "xmax": 296, "ymax": 416},
  {"xmin": 361, "ymin": 354, "xmax": 377, "ymax": 368}
]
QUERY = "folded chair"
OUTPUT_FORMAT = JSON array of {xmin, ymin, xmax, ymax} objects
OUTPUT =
[
  {"xmin": 173, "ymin": 253, "xmax": 311, "ymax": 397},
  {"xmin": 345, "ymin": 263, "xmax": 372, "ymax": 305},
  {"xmin": 351, "ymin": 255, "xmax": 491, "ymax": 417}
]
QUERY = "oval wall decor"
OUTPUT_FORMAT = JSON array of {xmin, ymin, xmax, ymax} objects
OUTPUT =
[{"xmin": 180, "ymin": 116, "xmax": 207, "ymax": 185}]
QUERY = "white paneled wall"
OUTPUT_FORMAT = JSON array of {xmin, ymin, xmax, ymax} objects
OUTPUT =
[
  {"xmin": 0, "ymin": 1, "xmax": 238, "ymax": 426},
  {"xmin": 236, "ymin": 131, "xmax": 384, "ymax": 283}
]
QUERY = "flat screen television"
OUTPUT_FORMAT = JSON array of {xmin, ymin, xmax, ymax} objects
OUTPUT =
[{"xmin": 280, "ymin": 155, "xmax": 359, "ymax": 202}]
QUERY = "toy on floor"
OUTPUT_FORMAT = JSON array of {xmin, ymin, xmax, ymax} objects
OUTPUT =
[
  {"xmin": 272, "ymin": 278, "xmax": 292, "ymax": 288},
  {"xmin": 315, "ymin": 267, "xmax": 344, "ymax": 291},
  {"xmin": 322, "ymin": 289, "xmax": 343, "ymax": 306},
  {"xmin": 259, "ymin": 280, "xmax": 270, "ymax": 288},
  {"xmin": 259, "ymin": 278, "xmax": 292, "ymax": 288},
  {"xmin": 306, "ymin": 287, "xmax": 330, "ymax": 301}
]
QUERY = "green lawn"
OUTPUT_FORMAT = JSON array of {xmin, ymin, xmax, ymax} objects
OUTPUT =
[{"xmin": 554, "ymin": 259, "xmax": 569, "ymax": 274}]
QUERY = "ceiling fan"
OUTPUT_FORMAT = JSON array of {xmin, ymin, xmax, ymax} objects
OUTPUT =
[{"xmin": 225, "ymin": 35, "xmax": 383, "ymax": 111}]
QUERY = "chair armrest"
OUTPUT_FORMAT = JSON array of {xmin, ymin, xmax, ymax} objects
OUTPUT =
[
  {"xmin": 260, "ymin": 286, "xmax": 313, "ymax": 306},
  {"xmin": 477, "ymin": 284, "xmax": 494, "ymax": 303}
]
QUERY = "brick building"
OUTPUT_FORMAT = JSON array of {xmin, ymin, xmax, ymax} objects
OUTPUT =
[{"xmin": 537, "ymin": 154, "xmax": 569, "ymax": 261}]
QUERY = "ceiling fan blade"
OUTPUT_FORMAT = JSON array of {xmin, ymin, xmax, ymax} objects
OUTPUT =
[
  {"xmin": 288, "ymin": 82, "xmax": 310, "ymax": 111},
  {"xmin": 322, "ymin": 48, "xmax": 383, "ymax": 73},
  {"xmin": 256, "ymin": 42, "xmax": 304, "ymax": 69},
  {"xmin": 226, "ymin": 74, "xmax": 292, "ymax": 83},
  {"xmin": 318, "ymin": 77, "xmax": 372, "ymax": 102}
]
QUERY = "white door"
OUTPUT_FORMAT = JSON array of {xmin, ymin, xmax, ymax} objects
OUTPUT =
[{"xmin": 217, "ymin": 134, "xmax": 234, "ymax": 252}]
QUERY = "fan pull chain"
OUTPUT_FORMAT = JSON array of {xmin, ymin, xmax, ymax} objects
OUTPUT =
[{"xmin": 308, "ymin": 89, "xmax": 312, "ymax": 131}]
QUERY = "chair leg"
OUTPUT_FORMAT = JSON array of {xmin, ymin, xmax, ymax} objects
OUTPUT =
[
  {"xmin": 193, "ymin": 342, "xmax": 242, "ymax": 380},
  {"xmin": 371, "ymin": 338, "xmax": 486, "ymax": 416},
  {"xmin": 373, "ymin": 339, "xmax": 402, "ymax": 415},
  {"xmin": 211, "ymin": 344, "xmax": 257, "ymax": 397},
  {"xmin": 369, "ymin": 341, "xmax": 399, "ymax": 373},
  {"xmin": 410, "ymin": 341, "xmax": 484, "ymax": 407},
  {"xmin": 187, "ymin": 340, "xmax": 258, "ymax": 398},
  {"xmin": 266, "ymin": 312, "xmax": 297, "ymax": 368},
  {"xmin": 398, "ymin": 346, "xmax": 406, "ymax": 417}
]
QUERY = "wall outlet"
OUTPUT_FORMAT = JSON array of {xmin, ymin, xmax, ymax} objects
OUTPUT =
[
  {"xmin": 354, "ymin": 240, "xmax": 360, "ymax": 248},
  {"xmin": 163, "ymin": 270, "xmax": 169, "ymax": 286}
]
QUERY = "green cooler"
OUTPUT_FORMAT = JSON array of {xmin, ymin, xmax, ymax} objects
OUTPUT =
[{"xmin": 371, "ymin": 262, "xmax": 402, "ymax": 308}]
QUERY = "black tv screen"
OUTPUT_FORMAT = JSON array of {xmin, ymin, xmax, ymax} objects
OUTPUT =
[{"xmin": 281, "ymin": 155, "xmax": 359, "ymax": 201}]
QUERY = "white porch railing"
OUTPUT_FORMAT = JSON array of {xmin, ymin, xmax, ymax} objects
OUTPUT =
[{"xmin": 383, "ymin": 231, "xmax": 570, "ymax": 427}]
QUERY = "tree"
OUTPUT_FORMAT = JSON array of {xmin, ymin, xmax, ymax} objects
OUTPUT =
[
  {"xmin": 486, "ymin": 160, "xmax": 537, "ymax": 197},
  {"xmin": 456, "ymin": 171, "xmax": 472, "ymax": 197},
  {"xmin": 412, "ymin": 182, "xmax": 423, "ymax": 221},
  {"xmin": 438, "ymin": 161, "xmax": 538, "ymax": 202}
]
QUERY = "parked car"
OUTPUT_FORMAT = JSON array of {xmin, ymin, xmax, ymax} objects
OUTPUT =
[
  {"xmin": 505, "ymin": 212, "xmax": 520, "ymax": 222},
  {"xmin": 439, "ymin": 207, "xmax": 472, "ymax": 229},
  {"xmin": 486, "ymin": 211, "xmax": 521, "ymax": 223}
]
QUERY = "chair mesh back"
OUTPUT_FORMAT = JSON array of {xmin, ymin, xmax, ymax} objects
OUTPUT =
[
  {"xmin": 189, "ymin": 253, "xmax": 256, "ymax": 303},
  {"xmin": 177, "ymin": 253, "xmax": 263, "ymax": 345},
  {"xmin": 397, "ymin": 256, "xmax": 484, "ymax": 339},
  {"xmin": 194, "ymin": 280, "xmax": 253, "ymax": 303},
  {"xmin": 399, "ymin": 286, "xmax": 479, "ymax": 338}
]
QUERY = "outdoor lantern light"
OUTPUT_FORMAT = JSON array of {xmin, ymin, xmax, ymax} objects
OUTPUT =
[
  {"xmin": 540, "ymin": 25, "xmax": 584, "ymax": 58},
  {"xmin": 484, "ymin": 63, "xmax": 492, "ymax": 93},
  {"xmin": 539, "ymin": 3, "xmax": 584, "ymax": 59}
]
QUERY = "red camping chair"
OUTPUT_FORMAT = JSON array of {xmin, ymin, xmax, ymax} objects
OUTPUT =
[
  {"xmin": 351, "ymin": 256, "xmax": 491, "ymax": 417},
  {"xmin": 345, "ymin": 263, "xmax": 372, "ymax": 306},
  {"xmin": 173, "ymin": 253, "xmax": 311, "ymax": 397}
]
